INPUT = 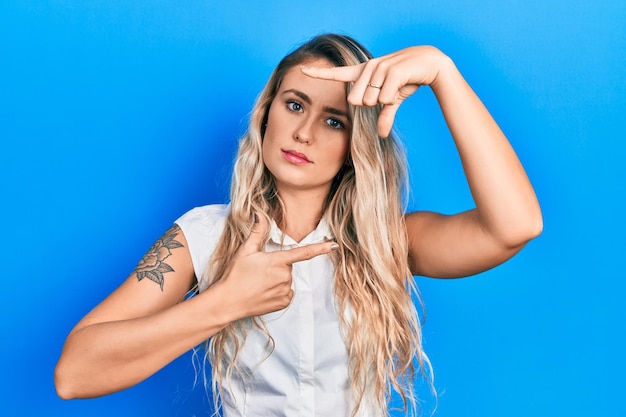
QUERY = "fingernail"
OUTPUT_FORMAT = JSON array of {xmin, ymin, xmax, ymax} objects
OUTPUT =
[
  {"xmin": 330, "ymin": 243, "xmax": 339, "ymax": 251},
  {"xmin": 253, "ymin": 213, "xmax": 259, "ymax": 223}
]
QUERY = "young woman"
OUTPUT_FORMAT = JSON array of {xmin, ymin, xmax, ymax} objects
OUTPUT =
[{"xmin": 55, "ymin": 34, "xmax": 542, "ymax": 416}]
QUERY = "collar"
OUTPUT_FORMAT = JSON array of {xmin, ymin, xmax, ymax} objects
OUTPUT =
[{"xmin": 268, "ymin": 216, "xmax": 333, "ymax": 246}]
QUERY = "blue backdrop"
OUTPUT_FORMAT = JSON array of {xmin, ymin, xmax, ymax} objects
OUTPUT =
[{"xmin": 2, "ymin": 1, "xmax": 624, "ymax": 416}]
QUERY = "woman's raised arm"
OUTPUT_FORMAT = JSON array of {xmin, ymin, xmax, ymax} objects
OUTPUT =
[
  {"xmin": 302, "ymin": 46, "xmax": 542, "ymax": 278},
  {"xmin": 405, "ymin": 52, "xmax": 542, "ymax": 277}
]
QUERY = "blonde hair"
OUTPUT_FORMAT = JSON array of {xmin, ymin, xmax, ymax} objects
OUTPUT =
[{"xmin": 200, "ymin": 33, "xmax": 432, "ymax": 416}]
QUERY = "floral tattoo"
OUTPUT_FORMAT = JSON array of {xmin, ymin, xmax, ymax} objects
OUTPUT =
[{"xmin": 134, "ymin": 224, "xmax": 184, "ymax": 291}]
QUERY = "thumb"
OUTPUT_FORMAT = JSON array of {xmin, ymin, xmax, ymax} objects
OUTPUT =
[
  {"xmin": 378, "ymin": 102, "xmax": 401, "ymax": 138},
  {"xmin": 378, "ymin": 84, "xmax": 419, "ymax": 138},
  {"xmin": 241, "ymin": 212, "xmax": 269, "ymax": 254}
]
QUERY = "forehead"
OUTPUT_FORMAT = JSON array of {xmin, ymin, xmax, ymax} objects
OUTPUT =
[{"xmin": 279, "ymin": 58, "xmax": 348, "ymax": 108}]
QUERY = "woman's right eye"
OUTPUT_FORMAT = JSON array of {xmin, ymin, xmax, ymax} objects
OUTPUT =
[{"xmin": 286, "ymin": 100, "xmax": 303, "ymax": 112}]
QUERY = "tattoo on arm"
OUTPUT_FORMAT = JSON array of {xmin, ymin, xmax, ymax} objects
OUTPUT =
[{"xmin": 133, "ymin": 224, "xmax": 184, "ymax": 291}]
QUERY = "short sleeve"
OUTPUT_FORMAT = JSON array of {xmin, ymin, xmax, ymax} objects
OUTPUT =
[{"xmin": 175, "ymin": 204, "xmax": 229, "ymax": 291}]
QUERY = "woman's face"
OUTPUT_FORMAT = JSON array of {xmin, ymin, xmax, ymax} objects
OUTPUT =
[{"xmin": 262, "ymin": 58, "xmax": 351, "ymax": 197}]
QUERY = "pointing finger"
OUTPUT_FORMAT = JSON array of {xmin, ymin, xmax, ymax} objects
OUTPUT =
[
  {"xmin": 277, "ymin": 241, "xmax": 339, "ymax": 265},
  {"xmin": 300, "ymin": 64, "xmax": 364, "ymax": 83}
]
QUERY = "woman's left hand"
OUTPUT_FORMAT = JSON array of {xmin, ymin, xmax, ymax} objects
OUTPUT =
[{"xmin": 301, "ymin": 46, "xmax": 451, "ymax": 137}]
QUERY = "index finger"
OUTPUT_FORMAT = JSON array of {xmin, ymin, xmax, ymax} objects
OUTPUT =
[
  {"xmin": 300, "ymin": 64, "xmax": 363, "ymax": 82},
  {"xmin": 276, "ymin": 241, "xmax": 338, "ymax": 265}
]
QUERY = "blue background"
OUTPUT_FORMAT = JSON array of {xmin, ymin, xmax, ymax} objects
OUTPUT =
[{"xmin": 1, "ymin": 1, "xmax": 624, "ymax": 416}]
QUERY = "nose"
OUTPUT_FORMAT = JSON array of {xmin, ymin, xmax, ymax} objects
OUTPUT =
[{"xmin": 294, "ymin": 116, "xmax": 314, "ymax": 145}]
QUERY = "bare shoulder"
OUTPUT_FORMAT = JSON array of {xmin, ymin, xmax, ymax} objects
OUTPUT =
[{"xmin": 69, "ymin": 224, "xmax": 196, "ymax": 336}]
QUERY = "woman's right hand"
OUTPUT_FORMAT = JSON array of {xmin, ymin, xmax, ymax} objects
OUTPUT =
[{"xmin": 212, "ymin": 213, "xmax": 338, "ymax": 321}]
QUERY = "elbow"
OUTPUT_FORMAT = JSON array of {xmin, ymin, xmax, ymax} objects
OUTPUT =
[
  {"xmin": 54, "ymin": 367, "xmax": 73, "ymax": 400},
  {"xmin": 54, "ymin": 360, "xmax": 82, "ymax": 400},
  {"xmin": 482, "ymin": 204, "xmax": 543, "ymax": 249},
  {"xmin": 55, "ymin": 386, "xmax": 75, "ymax": 401},
  {"xmin": 524, "ymin": 205, "xmax": 544, "ymax": 241},
  {"xmin": 502, "ymin": 211, "xmax": 543, "ymax": 248},
  {"xmin": 54, "ymin": 361, "xmax": 78, "ymax": 400},
  {"xmin": 529, "ymin": 213, "xmax": 544, "ymax": 240}
]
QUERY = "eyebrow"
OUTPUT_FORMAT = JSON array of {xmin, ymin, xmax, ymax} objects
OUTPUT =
[{"xmin": 282, "ymin": 89, "xmax": 350, "ymax": 120}]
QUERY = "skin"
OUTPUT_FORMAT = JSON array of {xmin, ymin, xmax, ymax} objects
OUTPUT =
[
  {"xmin": 54, "ymin": 45, "xmax": 542, "ymax": 400},
  {"xmin": 262, "ymin": 58, "xmax": 351, "ymax": 241},
  {"xmin": 302, "ymin": 46, "xmax": 542, "ymax": 277}
]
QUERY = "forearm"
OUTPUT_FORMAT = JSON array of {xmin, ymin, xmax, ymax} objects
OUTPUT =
[
  {"xmin": 431, "ymin": 58, "xmax": 543, "ymax": 246},
  {"xmin": 54, "ymin": 289, "xmax": 231, "ymax": 399}
]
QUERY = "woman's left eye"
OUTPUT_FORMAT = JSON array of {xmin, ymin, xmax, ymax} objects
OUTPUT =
[
  {"xmin": 287, "ymin": 100, "xmax": 303, "ymax": 112},
  {"xmin": 326, "ymin": 118, "xmax": 345, "ymax": 130}
]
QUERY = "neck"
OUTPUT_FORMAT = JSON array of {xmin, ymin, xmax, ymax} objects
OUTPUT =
[{"xmin": 277, "ymin": 187, "xmax": 328, "ymax": 242}]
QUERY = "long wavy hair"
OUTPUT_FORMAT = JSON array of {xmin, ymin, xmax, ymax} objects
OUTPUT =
[{"xmin": 200, "ymin": 33, "xmax": 431, "ymax": 416}]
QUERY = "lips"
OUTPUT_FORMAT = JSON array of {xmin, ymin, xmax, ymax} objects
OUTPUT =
[{"xmin": 281, "ymin": 149, "xmax": 312, "ymax": 165}]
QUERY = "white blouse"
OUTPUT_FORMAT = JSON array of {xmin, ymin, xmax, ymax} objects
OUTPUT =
[{"xmin": 176, "ymin": 205, "xmax": 374, "ymax": 417}]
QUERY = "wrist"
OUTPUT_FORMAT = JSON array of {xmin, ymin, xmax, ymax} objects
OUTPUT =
[
  {"xmin": 430, "ymin": 53, "xmax": 457, "ymax": 92},
  {"xmin": 198, "ymin": 281, "xmax": 241, "ymax": 328}
]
